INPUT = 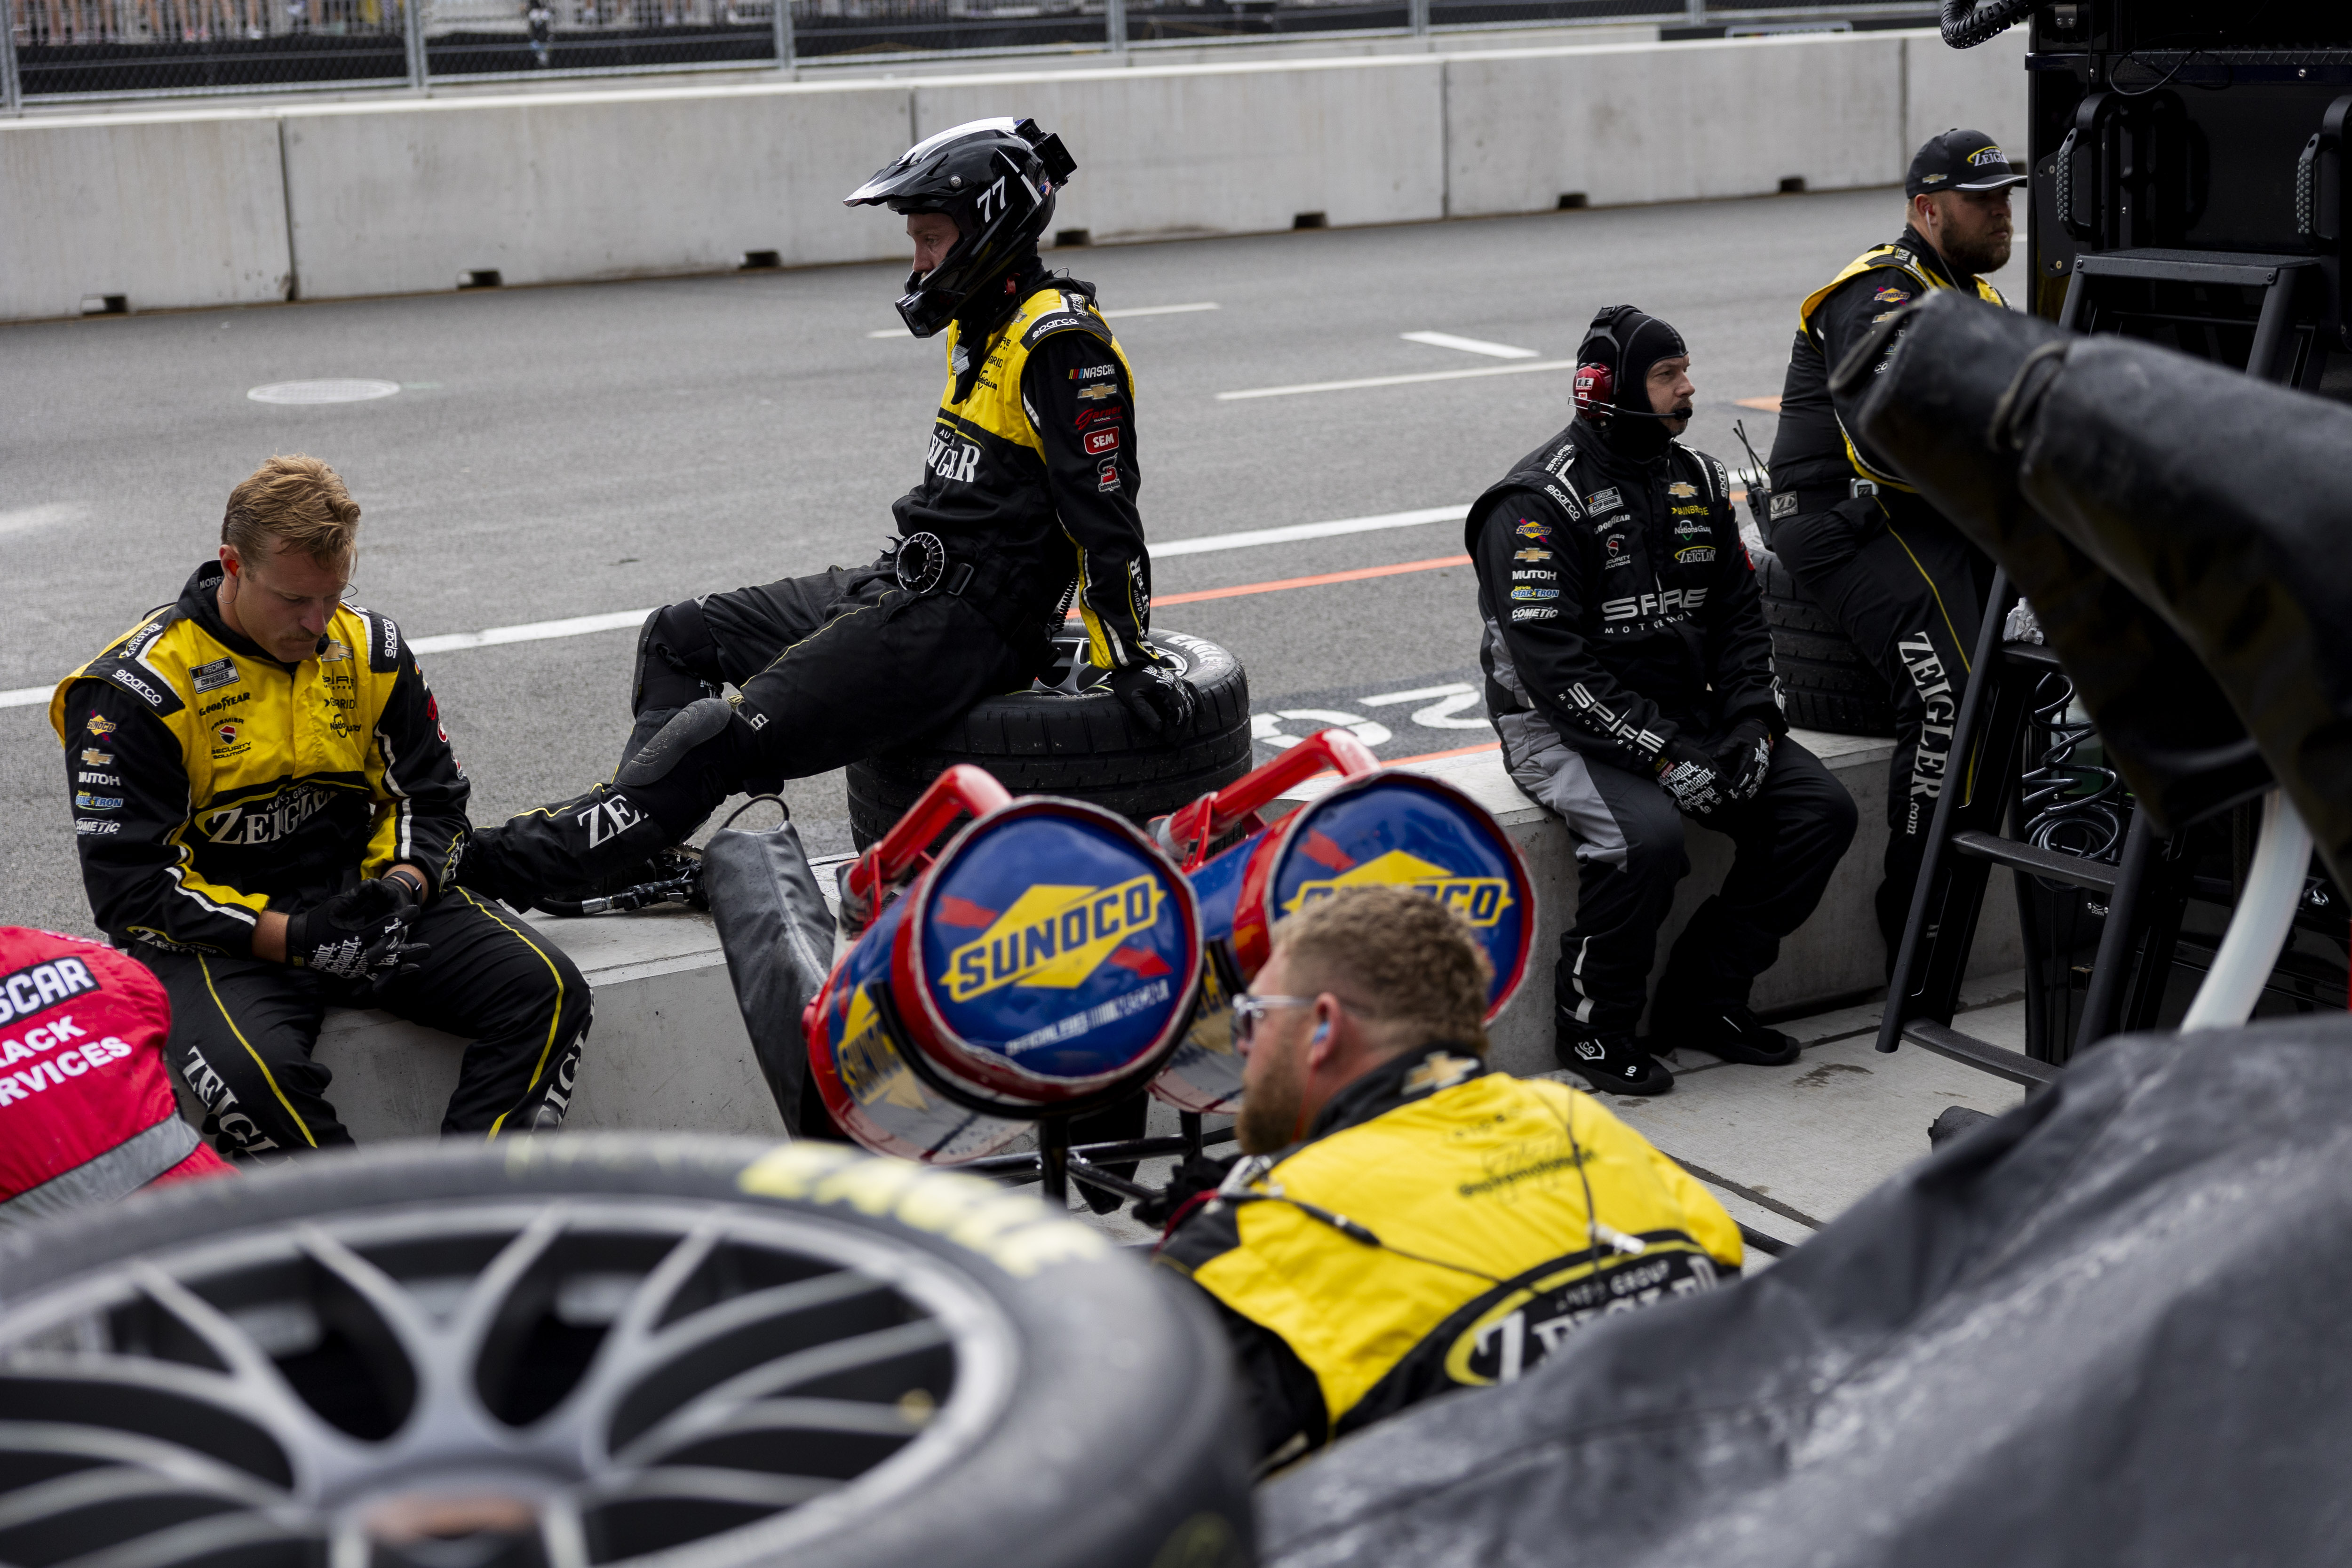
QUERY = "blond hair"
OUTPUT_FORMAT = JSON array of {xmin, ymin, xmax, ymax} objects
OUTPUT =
[
  {"xmin": 1270, "ymin": 886, "xmax": 1493, "ymax": 1055},
  {"xmin": 222, "ymin": 455, "xmax": 360, "ymax": 568}
]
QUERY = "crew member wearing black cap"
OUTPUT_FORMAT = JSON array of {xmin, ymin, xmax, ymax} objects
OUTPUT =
[
  {"xmin": 1470, "ymin": 306, "xmax": 1858, "ymax": 1095},
  {"xmin": 1764, "ymin": 128, "xmax": 2023, "ymax": 954}
]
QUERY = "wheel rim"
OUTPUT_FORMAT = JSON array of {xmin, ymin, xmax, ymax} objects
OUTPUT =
[{"xmin": 0, "ymin": 1197, "xmax": 1017, "ymax": 1568}]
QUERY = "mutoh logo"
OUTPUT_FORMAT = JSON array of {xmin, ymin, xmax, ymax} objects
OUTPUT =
[
  {"xmin": 946, "ymin": 876, "xmax": 1165, "ymax": 1002},
  {"xmin": 1284, "ymin": 849, "xmax": 1513, "ymax": 926}
]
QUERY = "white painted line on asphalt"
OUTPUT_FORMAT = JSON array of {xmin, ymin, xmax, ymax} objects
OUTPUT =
[
  {"xmin": 0, "ymin": 499, "xmax": 1465, "ymax": 709},
  {"xmin": 1359, "ymin": 682, "xmax": 1476, "ymax": 707},
  {"xmin": 1149, "ymin": 504, "xmax": 1464, "ymax": 558},
  {"xmin": 1217, "ymin": 359, "xmax": 1577, "ymax": 401},
  {"xmin": 1399, "ymin": 331, "xmax": 1538, "ymax": 360},
  {"xmin": 409, "ymin": 607, "xmax": 654, "ymax": 655},
  {"xmin": 1105, "ymin": 302, "xmax": 1220, "ymax": 320},
  {"xmin": 866, "ymin": 302, "xmax": 1219, "ymax": 338}
]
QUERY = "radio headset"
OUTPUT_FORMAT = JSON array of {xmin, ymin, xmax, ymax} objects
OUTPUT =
[{"xmin": 1572, "ymin": 305, "xmax": 1685, "ymax": 425}]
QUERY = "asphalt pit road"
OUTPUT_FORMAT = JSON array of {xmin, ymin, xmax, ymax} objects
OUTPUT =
[{"xmin": 248, "ymin": 380, "xmax": 402, "ymax": 405}]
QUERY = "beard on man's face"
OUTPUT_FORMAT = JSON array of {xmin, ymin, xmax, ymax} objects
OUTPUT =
[
  {"xmin": 1944, "ymin": 216, "xmax": 2012, "ymax": 277},
  {"xmin": 1236, "ymin": 1035, "xmax": 1307, "ymax": 1155}
]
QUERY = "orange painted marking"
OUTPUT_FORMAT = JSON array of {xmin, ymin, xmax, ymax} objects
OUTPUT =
[{"xmin": 1071, "ymin": 554, "xmax": 1471, "ymax": 617}]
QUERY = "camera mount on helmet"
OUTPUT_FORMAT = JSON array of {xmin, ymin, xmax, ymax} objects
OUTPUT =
[{"xmin": 844, "ymin": 116, "xmax": 1078, "ymax": 340}]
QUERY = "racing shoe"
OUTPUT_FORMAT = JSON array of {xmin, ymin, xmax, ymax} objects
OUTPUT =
[
  {"xmin": 1555, "ymin": 1016, "xmax": 1674, "ymax": 1097},
  {"xmin": 1652, "ymin": 999, "xmax": 1802, "ymax": 1067}
]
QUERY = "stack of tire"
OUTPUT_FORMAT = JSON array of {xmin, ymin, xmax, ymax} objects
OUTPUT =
[
  {"xmin": 1751, "ymin": 545, "xmax": 1895, "ymax": 738},
  {"xmin": 847, "ymin": 629, "xmax": 1252, "ymax": 848}
]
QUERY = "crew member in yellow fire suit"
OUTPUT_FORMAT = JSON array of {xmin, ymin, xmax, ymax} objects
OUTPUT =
[
  {"xmin": 53, "ymin": 456, "xmax": 588, "ymax": 1160},
  {"xmin": 1149, "ymin": 888, "xmax": 1743, "ymax": 1468}
]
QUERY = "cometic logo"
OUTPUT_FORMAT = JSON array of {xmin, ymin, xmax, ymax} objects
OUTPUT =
[
  {"xmin": 1283, "ymin": 849, "xmax": 1514, "ymax": 926},
  {"xmin": 946, "ymin": 876, "xmax": 1166, "ymax": 1002}
]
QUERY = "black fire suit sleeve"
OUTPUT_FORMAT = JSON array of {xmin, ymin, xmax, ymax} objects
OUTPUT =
[
  {"xmin": 1019, "ymin": 331, "xmax": 1158, "ymax": 673},
  {"xmin": 1471, "ymin": 487, "xmax": 1683, "ymax": 770},
  {"xmin": 63, "ymin": 678, "xmax": 269, "ymax": 955},
  {"xmin": 363, "ymin": 619, "xmax": 470, "ymax": 897},
  {"xmin": 1694, "ymin": 456, "xmax": 1785, "ymax": 735},
  {"xmin": 1815, "ymin": 269, "xmax": 1919, "ymax": 485}
]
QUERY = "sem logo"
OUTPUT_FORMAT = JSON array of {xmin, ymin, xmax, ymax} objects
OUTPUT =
[
  {"xmin": 1284, "ymin": 849, "xmax": 1514, "ymax": 926},
  {"xmin": 1083, "ymin": 427, "xmax": 1120, "ymax": 457},
  {"xmin": 946, "ymin": 876, "xmax": 1166, "ymax": 1003}
]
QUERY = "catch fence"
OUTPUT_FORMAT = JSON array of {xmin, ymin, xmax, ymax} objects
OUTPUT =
[{"xmin": 0, "ymin": 0, "xmax": 1931, "ymax": 107}]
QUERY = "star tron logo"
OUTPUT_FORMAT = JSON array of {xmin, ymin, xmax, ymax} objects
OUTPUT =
[
  {"xmin": 1283, "ymin": 849, "xmax": 1514, "ymax": 926},
  {"xmin": 946, "ymin": 877, "xmax": 1167, "ymax": 1002}
]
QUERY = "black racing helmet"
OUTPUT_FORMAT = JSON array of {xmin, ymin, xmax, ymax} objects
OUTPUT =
[{"xmin": 844, "ymin": 117, "xmax": 1078, "ymax": 339}]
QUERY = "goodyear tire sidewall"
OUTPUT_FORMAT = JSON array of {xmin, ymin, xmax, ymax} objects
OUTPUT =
[{"xmin": 0, "ymin": 1137, "xmax": 1255, "ymax": 1568}]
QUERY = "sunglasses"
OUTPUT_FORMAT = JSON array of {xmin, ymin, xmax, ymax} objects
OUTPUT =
[{"xmin": 1230, "ymin": 993, "xmax": 1318, "ymax": 1053}]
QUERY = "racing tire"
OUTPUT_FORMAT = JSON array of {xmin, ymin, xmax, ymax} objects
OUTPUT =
[
  {"xmin": 0, "ymin": 1137, "xmax": 1255, "ymax": 1568},
  {"xmin": 847, "ymin": 629, "xmax": 1251, "ymax": 849},
  {"xmin": 1756, "ymin": 546, "xmax": 1898, "ymax": 738}
]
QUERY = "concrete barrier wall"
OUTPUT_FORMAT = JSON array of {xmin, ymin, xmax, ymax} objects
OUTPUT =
[
  {"xmin": 0, "ymin": 111, "xmax": 294, "ymax": 322},
  {"xmin": 281, "ymin": 83, "xmax": 915, "ymax": 298},
  {"xmin": 0, "ymin": 26, "xmax": 2029, "ymax": 323}
]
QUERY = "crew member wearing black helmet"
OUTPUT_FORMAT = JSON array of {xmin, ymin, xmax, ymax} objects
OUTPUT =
[
  {"xmin": 1470, "ymin": 307, "xmax": 1857, "ymax": 1095},
  {"xmin": 454, "ymin": 118, "xmax": 1194, "ymax": 914},
  {"xmin": 1763, "ymin": 128, "xmax": 2023, "ymax": 954}
]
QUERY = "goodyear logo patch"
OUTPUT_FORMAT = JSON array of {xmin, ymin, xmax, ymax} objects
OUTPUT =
[
  {"xmin": 946, "ymin": 876, "xmax": 1166, "ymax": 1002},
  {"xmin": 1284, "ymin": 848, "xmax": 1514, "ymax": 926}
]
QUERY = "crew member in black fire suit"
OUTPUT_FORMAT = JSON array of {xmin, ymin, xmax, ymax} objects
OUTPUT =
[
  {"xmin": 1472, "ymin": 307, "xmax": 1857, "ymax": 1094},
  {"xmin": 51, "ymin": 456, "xmax": 590, "ymax": 1160},
  {"xmin": 453, "ymin": 117, "xmax": 1194, "ymax": 914},
  {"xmin": 1764, "ymin": 128, "xmax": 2022, "ymax": 952}
]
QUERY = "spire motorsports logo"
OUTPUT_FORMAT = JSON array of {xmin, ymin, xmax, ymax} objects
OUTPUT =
[
  {"xmin": 945, "ymin": 876, "xmax": 1168, "ymax": 1003},
  {"xmin": 1282, "ymin": 848, "xmax": 1515, "ymax": 926}
]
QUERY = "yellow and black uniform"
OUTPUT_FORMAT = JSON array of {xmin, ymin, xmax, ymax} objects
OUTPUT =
[
  {"xmin": 1764, "ymin": 229, "xmax": 2007, "ymax": 948},
  {"xmin": 456, "ymin": 259, "xmax": 1171, "ymax": 910},
  {"xmin": 1158, "ymin": 1047, "xmax": 1741, "ymax": 1465},
  {"xmin": 52, "ymin": 560, "xmax": 588, "ymax": 1160}
]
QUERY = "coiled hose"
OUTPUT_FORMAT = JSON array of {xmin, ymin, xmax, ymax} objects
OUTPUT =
[
  {"xmin": 2020, "ymin": 671, "xmax": 2127, "ymax": 876},
  {"xmin": 1943, "ymin": 0, "xmax": 2039, "ymax": 48}
]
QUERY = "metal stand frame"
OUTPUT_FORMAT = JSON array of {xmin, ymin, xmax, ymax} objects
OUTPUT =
[{"xmin": 963, "ymin": 1108, "xmax": 1223, "ymax": 1210}]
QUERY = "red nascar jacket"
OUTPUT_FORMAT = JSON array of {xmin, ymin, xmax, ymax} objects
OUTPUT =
[{"xmin": 0, "ymin": 926, "xmax": 228, "ymax": 1223}]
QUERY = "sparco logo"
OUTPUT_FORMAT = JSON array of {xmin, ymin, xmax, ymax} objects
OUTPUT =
[
  {"xmin": 926, "ymin": 431, "xmax": 981, "ymax": 484},
  {"xmin": 111, "ymin": 668, "xmax": 165, "ymax": 707},
  {"xmin": 202, "ymin": 787, "xmax": 332, "ymax": 846}
]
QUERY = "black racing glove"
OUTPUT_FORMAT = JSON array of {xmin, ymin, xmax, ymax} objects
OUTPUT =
[
  {"xmin": 1653, "ymin": 737, "xmax": 1727, "ymax": 817},
  {"xmin": 285, "ymin": 877, "xmax": 427, "ymax": 989},
  {"xmin": 1107, "ymin": 659, "xmax": 1197, "ymax": 735},
  {"xmin": 1711, "ymin": 717, "xmax": 1774, "ymax": 804},
  {"xmin": 1132, "ymin": 1152, "xmax": 1239, "ymax": 1232}
]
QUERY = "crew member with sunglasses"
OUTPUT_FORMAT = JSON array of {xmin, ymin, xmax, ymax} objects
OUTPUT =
[{"xmin": 1144, "ymin": 887, "xmax": 1743, "ymax": 1470}]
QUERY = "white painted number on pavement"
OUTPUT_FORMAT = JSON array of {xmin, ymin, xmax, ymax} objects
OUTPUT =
[
  {"xmin": 1253, "ymin": 709, "xmax": 1394, "ymax": 751},
  {"xmin": 1358, "ymin": 682, "xmax": 1493, "ymax": 730}
]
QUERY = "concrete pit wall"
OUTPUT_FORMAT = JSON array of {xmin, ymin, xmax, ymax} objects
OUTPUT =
[{"xmin": 1, "ymin": 27, "xmax": 2028, "ymax": 323}]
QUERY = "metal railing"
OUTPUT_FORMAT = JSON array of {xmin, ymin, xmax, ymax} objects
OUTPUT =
[{"xmin": 0, "ymin": 0, "xmax": 1930, "ymax": 107}]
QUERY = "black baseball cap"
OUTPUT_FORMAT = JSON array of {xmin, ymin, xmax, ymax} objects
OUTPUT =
[{"xmin": 1907, "ymin": 128, "xmax": 2027, "ymax": 199}]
